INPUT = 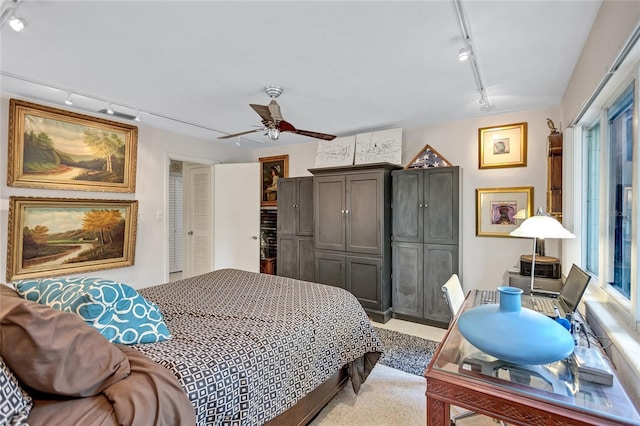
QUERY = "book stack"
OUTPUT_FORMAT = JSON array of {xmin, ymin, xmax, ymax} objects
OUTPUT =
[{"xmin": 573, "ymin": 346, "xmax": 614, "ymax": 386}]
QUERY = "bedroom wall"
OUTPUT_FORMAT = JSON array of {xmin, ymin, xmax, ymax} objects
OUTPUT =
[
  {"xmin": 252, "ymin": 106, "xmax": 559, "ymax": 292},
  {"xmin": 0, "ymin": 95, "xmax": 253, "ymax": 289}
]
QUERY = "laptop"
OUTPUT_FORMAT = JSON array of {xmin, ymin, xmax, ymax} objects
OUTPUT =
[
  {"xmin": 478, "ymin": 264, "xmax": 591, "ymax": 318},
  {"xmin": 522, "ymin": 264, "xmax": 591, "ymax": 318}
]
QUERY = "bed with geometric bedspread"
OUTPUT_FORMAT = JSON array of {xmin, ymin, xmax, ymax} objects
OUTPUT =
[{"xmin": 133, "ymin": 268, "xmax": 384, "ymax": 425}]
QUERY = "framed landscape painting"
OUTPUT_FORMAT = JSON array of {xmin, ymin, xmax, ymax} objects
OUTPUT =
[
  {"xmin": 6, "ymin": 197, "xmax": 139, "ymax": 281},
  {"xmin": 7, "ymin": 99, "xmax": 138, "ymax": 192}
]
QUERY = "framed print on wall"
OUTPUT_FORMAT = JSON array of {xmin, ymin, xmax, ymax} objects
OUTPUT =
[
  {"xmin": 7, "ymin": 98, "xmax": 138, "ymax": 192},
  {"xmin": 6, "ymin": 197, "xmax": 139, "ymax": 281},
  {"xmin": 478, "ymin": 122, "xmax": 527, "ymax": 169},
  {"xmin": 259, "ymin": 155, "xmax": 288, "ymax": 207},
  {"xmin": 476, "ymin": 187, "xmax": 533, "ymax": 237}
]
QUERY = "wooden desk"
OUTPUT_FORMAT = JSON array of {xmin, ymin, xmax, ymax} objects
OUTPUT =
[{"xmin": 424, "ymin": 290, "xmax": 640, "ymax": 426}]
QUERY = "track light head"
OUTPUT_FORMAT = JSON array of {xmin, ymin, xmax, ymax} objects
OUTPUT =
[
  {"xmin": 106, "ymin": 103, "xmax": 114, "ymax": 115},
  {"xmin": 134, "ymin": 110, "xmax": 142, "ymax": 122},
  {"xmin": 458, "ymin": 47, "xmax": 469, "ymax": 61},
  {"xmin": 64, "ymin": 93, "xmax": 73, "ymax": 105}
]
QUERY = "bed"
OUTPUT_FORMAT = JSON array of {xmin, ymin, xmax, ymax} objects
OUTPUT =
[{"xmin": 0, "ymin": 268, "xmax": 383, "ymax": 425}]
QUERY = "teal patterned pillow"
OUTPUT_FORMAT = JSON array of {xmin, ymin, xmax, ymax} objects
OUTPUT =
[{"xmin": 13, "ymin": 277, "xmax": 171, "ymax": 344}]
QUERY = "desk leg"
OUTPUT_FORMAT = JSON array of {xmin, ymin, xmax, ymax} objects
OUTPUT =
[{"xmin": 426, "ymin": 395, "xmax": 449, "ymax": 426}]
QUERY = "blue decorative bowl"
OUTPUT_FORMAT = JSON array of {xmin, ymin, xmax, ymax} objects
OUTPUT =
[{"xmin": 458, "ymin": 286, "xmax": 574, "ymax": 365}]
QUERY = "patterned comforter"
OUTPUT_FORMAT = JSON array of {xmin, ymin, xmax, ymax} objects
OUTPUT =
[{"xmin": 133, "ymin": 269, "xmax": 383, "ymax": 425}]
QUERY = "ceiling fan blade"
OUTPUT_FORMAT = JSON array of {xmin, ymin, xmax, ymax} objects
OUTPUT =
[
  {"xmin": 250, "ymin": 104, "xmax": 273, "ymax": 122},
  {"xmin": 267, "ymin": 100, "xmax": 284, "ymax": 122},
  {"xmin": 291, "ymin": 129, "xmax": 337, "ymax": 141},
  {"xmin": 217, "ymin": 128, "xmax": 263, "ymax": 139}
]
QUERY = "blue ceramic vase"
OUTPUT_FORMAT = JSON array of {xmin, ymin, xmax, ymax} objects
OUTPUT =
[{"xmin": 458, "ymin": 286, "xmax": 575, "ymax": 365}]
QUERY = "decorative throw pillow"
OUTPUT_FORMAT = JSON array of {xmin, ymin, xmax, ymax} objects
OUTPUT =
[
  {"xmin": 13, "ymin": 277, "xmax": 171, "ymax": 344},
  {"xmin": 0, "ymin": 286, "xmax": 130, "ymax": 397},
  {"xmin": 0, "ymin": 356, "xmax": 32, "ymax": 426}
]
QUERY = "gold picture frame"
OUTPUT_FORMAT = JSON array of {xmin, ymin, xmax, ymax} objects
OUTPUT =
[
  {"xmin": 476, "ymin": 187, "xmax": 533, "ymax": 237},
  {"xmin": 8, "ymin": 99, "xmax": 138, "ymax": 192},
  {"xmin": 6, "ymin": 197, "xmax": 139, "ymax": 281},
  {"xmin": 259, "ymin": 155, "xmax": 288, "ymax": 207},
  {"xmin": 478, "ymin": 122, "xmax": 527, "ymax": 169}
]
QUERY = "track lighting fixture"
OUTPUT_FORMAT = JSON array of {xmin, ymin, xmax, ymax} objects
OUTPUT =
[
  {"xmin": 458, "ymin": 47, "xmax": 469, "ymax": 62},
  {"xmin": 454, "ymin": 0, "xmax": 491, "ymax": 111},
  {"xmin": 8, "ymin": 15, "xmax": 25, "ymax": 31},
  {"xmin": 134, "ymin": 110, "xmax": 142, "ymax": 122},
  {"xmin": 64, "ymin": 92, "xmax": 73, "ymax": 105},
  {"xmin": 106, "ymin": 103, "xmax": 114, "ymax": 115},
  {"xmin": 0, "ymin": 0, "xmax": 26, "ymax": 32}
]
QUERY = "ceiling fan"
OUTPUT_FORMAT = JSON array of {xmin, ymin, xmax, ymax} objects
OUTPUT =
[{"xmin": 218, "ymin": 85, "xmax": 336, "ymax": 142}]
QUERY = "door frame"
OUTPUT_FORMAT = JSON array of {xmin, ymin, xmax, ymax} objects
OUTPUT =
[{"xmin": 164, "ymin": 153, "xmax": 217, "ymax": 282}]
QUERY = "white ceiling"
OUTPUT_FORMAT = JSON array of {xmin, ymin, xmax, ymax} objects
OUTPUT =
[{"xmin": 0, "ymin": 1, "xmax": 602, "ymax": 148}]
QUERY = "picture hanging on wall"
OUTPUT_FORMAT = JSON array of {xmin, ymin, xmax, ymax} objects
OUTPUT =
[
  {"xmin": 6, "ymin": 197, "xmax": 139, "ymax": 281},
  {"xmin": 476, "ymin": 187, "xmax": 533, "ymax": 237},
  {"xmin": 7, "ymin": 99, "xmax": 138, "ymax": 193},
  {"xmin": 478, "ymin": 122, "xmax": 527, "ymax": 169},
  {"xmin": 259, "ymin": 155, "xmax": 289, "ymax": 207},
  {"xmin": 404, "ymin": 144, "xmax": 452, "ymax": 169}
]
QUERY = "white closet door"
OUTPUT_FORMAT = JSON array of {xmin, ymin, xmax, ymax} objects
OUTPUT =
[
  {"xmin": 169, "ymin": 175, "xmax": 184, "ymax": 273},
  {"xmin": 214, "ymin": 163, "xmax": 260, "ymax": 272},
  {"xmin": 184, "ymin": 164, "xmax": 213, "ymax": 277}
]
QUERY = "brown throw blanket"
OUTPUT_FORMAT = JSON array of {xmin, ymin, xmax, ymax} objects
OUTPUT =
[{"xmin": 27, "ymin": 346, "xmax": 196, "ymax": 426}]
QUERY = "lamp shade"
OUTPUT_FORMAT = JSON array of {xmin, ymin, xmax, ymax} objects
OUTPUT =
[{"xmin": 510, "ymin": 215, "xmax": 575, "ymax": 239}]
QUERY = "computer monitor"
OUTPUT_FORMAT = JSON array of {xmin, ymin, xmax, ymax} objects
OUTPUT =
[{"xmin": 558, "ymin": 264, "xmax": 591, "ymax": 313}]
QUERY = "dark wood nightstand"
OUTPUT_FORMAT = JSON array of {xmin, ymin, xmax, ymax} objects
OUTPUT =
[{"xmin": 260, "ymin": 257, "xmax": 276, "ymax": 275}]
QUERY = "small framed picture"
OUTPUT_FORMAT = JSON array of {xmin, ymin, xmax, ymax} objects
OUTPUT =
[
  {"xmin": 6, "ymin": 197, "xmax": 139, "ymax": 281},
  {"xmin": 478, "ymin": 122, "xmax": 527, "ymax": 169},
  {"xmin": 259, "ymin": 155, "xmax": 288, "ymax": 207},
  {"xmin": 476, "ymin": 187, "xmax": 533, "ymax": 237}
]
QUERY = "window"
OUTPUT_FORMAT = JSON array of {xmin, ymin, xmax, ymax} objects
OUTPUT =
[
  {"xmin": 606, "ymin": 85, "xmax": 634, "ymax": 299},
  {"xmin": 583, "ymin": 83, "xmax": 634, "ymax": 302},
  {"xmin": 585, "ymin": 122, "xmax": 600, "ymax": 275}
]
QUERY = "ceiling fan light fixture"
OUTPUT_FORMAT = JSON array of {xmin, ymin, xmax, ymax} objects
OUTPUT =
[
  {"xmin": 268, "ymin": 127, "xmax": 280, "ymax": 141},
  {"xmin": 458, "ymin": 47, "xmax": 469, "ymax": 61}
]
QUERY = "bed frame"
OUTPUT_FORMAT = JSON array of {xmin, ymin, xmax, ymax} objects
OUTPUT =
[{"xmin": 265, "ymin": 367, "xmax": 348, "ymax": 425}]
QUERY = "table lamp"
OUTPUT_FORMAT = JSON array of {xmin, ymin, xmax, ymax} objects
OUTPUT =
[{"xmin": 510, "ymin": 208, "xmax": 575, "ymax": 293}]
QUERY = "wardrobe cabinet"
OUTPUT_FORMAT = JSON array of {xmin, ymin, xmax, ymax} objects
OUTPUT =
[
  {"xmin": 391, "ymin": 167, "xmax": 461, "ymax": 328},
  {"xmin": 277, "ymin": 177, "xmax": 314, "ymax": 280},
  {"xmin": 310, "ymin": 163, "xmax": 399, "ymax": 323}
]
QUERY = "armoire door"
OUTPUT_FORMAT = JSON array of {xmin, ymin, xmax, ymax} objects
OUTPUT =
[
  {"xmin": 423, "ymin": 167, "xmax": 459, "ymax": 245},
  {"xmin": 347, "ymin": 255, "xmax": 382, "ymax": 310},
  {"xmin": 392, "ymin": 242, "xmax": 424, "ymax": 317},
  {"xmin": 391, "ymin": 169, "xmax": 423, "ymax": 243},
  {"xmin": 296, "ymin": 177, "xmax": 314, "ymax": 236},
  {"xmin": 277, "ymin": 178, "xmax": 297, "ymax": 235},
  {"xmin": 297, "ymin": 236, "xmax": 315, "ymax": 282},
  {"xmin": 315, "ymin": 251, "xmax": 346, "ymax": 289},
  {"xmin": 314, "ymin": 176, "xmax": 346, "ymax": 251},
  {"xmin": 277, "ymin": 234, "xmax": 296, "ymax": 278},
  {"xmin": 346, "ymin": 172, "xmax": 382, "ymax": 254},
  {"xmin": 423, "ymin": 243, "xmax": 458, "ymax": 325}
]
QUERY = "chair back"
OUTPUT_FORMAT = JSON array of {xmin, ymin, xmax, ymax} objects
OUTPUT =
[{"xmin": 441, "ymin": 274, "xmax": 465, "ymax": 316}]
